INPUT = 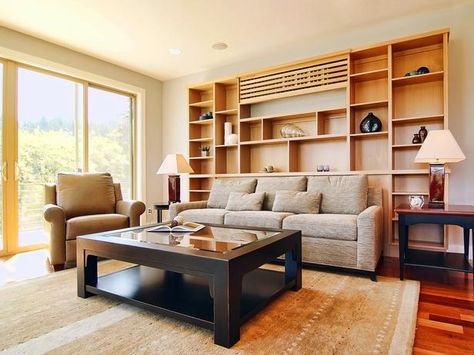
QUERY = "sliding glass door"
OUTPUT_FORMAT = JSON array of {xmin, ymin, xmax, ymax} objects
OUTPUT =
[
  {"xmin": 0, "ymin": 62, "xmax": 136, "ymax": 255},
  {"xmin": 17, "ymin": 68, "xmax": 83, "ymax": 247}
]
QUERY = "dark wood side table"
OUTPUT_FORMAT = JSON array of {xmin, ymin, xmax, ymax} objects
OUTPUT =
[
  {"xmin": 394, "ymin": 204, "xmax": 474, "ymax": 280},
  {"xmin": 153, "ymin": 202, "xmax": 170, "ymax": 223}
]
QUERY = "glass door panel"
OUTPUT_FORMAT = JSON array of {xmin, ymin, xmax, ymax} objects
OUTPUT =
[
  {"xmin": 88, "ymin": 87, "xmax": 133, "ymax": 199},
  {"xmin": 0, "ymin": 62, "xmax": 4, "ymax": 252},
  {"xmin": 17, "ymin": 68, "xmax": 83, "ymax": 247}
]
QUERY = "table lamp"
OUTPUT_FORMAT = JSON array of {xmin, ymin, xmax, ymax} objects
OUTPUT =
[
  {"xmin": 414, "ymin": 129, "xmax": 465, "ymax": 208},
  {"xmin": 157, "ymin": 154, "xmax": 194, "ymax": 203}
]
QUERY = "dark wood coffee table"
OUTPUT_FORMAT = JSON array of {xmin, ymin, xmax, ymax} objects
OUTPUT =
[{"xmin": 77, "ymin": 224, "xmax": 301, "ymax": 348}]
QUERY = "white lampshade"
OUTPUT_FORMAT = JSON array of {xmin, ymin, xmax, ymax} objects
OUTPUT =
[
  {"xmin": 156, "ymin": 154, "xmax": 194, "ymax": 175},
  {"xmin": 414, "ymin": 130, "xmax": 465, "ymax": 164}
]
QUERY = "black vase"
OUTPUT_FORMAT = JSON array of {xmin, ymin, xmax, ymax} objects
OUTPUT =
[
  {"xmin": 418, "ymin": 126, "xmax": 428, "ymax": 142},
  {"xmin": 360, "ymin": 112, "xmax": 382, "ymax": 133}
]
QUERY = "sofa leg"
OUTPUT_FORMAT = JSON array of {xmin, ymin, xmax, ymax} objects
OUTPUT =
[
  {"xmin": 370, "ymin": 273, "xmax": 377, "ymax": 282},
  {"xmin": 52, "ymin": 263, "xmax": 65, "ymax": 272}
]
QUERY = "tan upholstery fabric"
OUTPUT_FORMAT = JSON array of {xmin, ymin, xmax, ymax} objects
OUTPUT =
[
  {"xmin": 178, "ymin": 208, "xmax": 228, "ymax": 224},
  {"xmin": 116, "ymin": 200, "xmax": 146, "ymax": 227},
  {"xmin": 302, "ymin": 236, "xmax": 357, "ymax": 268},
  {"xmin": 225, "ymin": 192, "xmax": 265, "ymax": 211},
  {"xmin": 43, "ymin": 204, "xmax": 66, "ymax": 265},
  {"xmin": 357, "ymin": 205, "xmax": 383, "ymax": 271},
  {"xmin": 272, "ymin": 191, "xmax": 321, "ymax": 214},
  {"xmin": 207, "ymin": 178, "xmax": 257, "ymax": 209},
  {"xmin": 283, "ymin": 214, "xmax": 357, "ymax": 241},
  {"xmin": 225, "ymin": 211, "xmax": 293, "ymax": 229},
  {"xmin": 307, "ymin": 175, "xmax": 368, "ymax": 215},
  {"xmin": 57, "ymin": 173, "xmax": 116, "ymax": 219},
  {"xmin": 170, "ymin": 200, "xmax": 208, "ymax": 220},
  {"xmin": 66, "ymin": 214, "xmax": 129, "ymax": 240},
  {"xmin": 256, "ymin": 176, "xmax": 307, "ymax": 210},
  {"xmin": 44, "ymin": 184, "xmax": 57, "ymax": 205}
]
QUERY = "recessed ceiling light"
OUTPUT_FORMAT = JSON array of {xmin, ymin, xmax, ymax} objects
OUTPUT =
[
  {"xmin": 168, "ymin": 48, "xmax": 182, "ymax": 56},
  {"xmin": 212, "ymin": 42, "xmax": 228, "ymax": 50}
]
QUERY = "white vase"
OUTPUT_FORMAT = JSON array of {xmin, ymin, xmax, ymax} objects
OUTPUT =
[{"xmin": 224, "ymin": 122, "xmax": 235, "ymax": 145}]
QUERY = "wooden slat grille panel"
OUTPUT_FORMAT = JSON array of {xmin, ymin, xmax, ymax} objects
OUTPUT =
[{"xmin": 240, "ymin": 57, "xmax": 348, "ymax": 101}]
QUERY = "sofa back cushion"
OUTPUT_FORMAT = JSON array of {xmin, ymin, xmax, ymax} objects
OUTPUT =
[
  {"xmin": 307, "ymin": 175, "xmax": 368, "ymax": 214},
  {"xmin": 207, "ymin": 178, "xmax": 257, "ymax": 209},
  {"xmin": 255, "ymin": 176, "xmax": 307, "ymax": 210},
  {"xmin": 272, "ymin": 191, "xmax": 321, "ymax": 214},
  {"xmin": 225, "ymin": 192, "xmax": 265, "ymax": 211},
  {"xmin": 57, "ymin": 172, "xmax": 116, "ymax": 219}
]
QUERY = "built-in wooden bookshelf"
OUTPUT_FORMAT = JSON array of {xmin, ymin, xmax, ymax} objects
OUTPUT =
[{"xmin": 188, "ymin": 29, "xmax": 449, "ymax": 252}]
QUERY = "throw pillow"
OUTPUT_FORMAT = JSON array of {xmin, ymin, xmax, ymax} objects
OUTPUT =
[
  {"xmin": 225, "ymin": 192, "xmax": 265, "ymax": 211},
  {"xmin": 255, "ymin": 176, "xmax": 307, "ymax": 210},
  {"xmin": 272, "ymin": 191, "xmax": 321, "ymax": 214},
  {"xmin": 207, "ymin": 178, "xmax": 257, "ymax": 209},
  {"xmin": 307, "ymin": 175, "xmax": 368, "ymax": 214}
]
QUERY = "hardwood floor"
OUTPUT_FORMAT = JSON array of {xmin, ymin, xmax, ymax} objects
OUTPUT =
[
  {"xmin": 1, "ymin": 251, "xmax": 472, "ymax": 354},
  {"xmin": 378, "ymin": 257, "xmax": 473, "ymax": 355}
]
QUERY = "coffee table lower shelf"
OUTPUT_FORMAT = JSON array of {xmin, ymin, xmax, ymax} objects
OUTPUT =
[{"xmin": 86, "ymin": 264, "xmax": 294, "ymax": 330}]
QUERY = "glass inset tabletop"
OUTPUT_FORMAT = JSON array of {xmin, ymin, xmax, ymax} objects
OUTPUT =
[{"xmin": 107, "ymin": 225, "xmax": 279, "ymax": 253}]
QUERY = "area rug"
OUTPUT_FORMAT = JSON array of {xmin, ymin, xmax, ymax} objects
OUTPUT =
[{"xmin": 0, "ymin": 261, "xmax": 419, "ymax": 354}]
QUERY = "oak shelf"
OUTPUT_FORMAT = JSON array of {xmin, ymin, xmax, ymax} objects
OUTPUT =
[
  {"xmin": 190, "ymin": 137, "xmax": 213, "ymax": 142},
  {"xmin": 350, "ymin": 131, "xmax": 388, "ymax": 138},
  {"xmin": 391, "ymin": 71, "xmax": 444, "ymax": 87},
  {"xmin": 215, "ymin": 108, "xmax": 238, "ymax": 115},
  {"xmin": 189, "ymin": 100, "xmax": 214, "ymax": 108},
  {"xmin": 350, "ymin": 99, "xmax": 389, "ymax": 109},
  {"xmin": 392, "ymin": 114, "xmax": 444, "ymax": 124},
  {"xmin": 189, "ymin": 119, "xmax": 214, "ymax": 125},
  {"xmin": 392, "ymin": 143, "xmax": 422, "ymax": 149},
  {"xmin": 350, "ymin": 68, "xmax": 388, "ymax": 82}
]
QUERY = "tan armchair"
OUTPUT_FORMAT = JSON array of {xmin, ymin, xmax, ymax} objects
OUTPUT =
[{"xmin": 43, "ymin": 172, "xmax": 146, "ymax": 270}]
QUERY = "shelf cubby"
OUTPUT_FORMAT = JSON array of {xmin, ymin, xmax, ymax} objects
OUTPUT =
[
  {"xmin": 350, "ymin": 135, "xmax": 389, "ymax": 171},
  {"xmin": 261, "ymin": 112, "xmax": 316, "ymax": 140},
  {"xmin": 350, "ymin": 45, "xmax": 388, "ymax": 74},
  {"xmin": 392, "ymin": 174, "xmax": 429, "ymax": 195},
  {"xmin": 189, "ymin": 121, "xmax": 213, "ymax": 141},
  {"xmin": 189, "ymin": 158, "xmax": 214, "ymax": 175},
  {"xmin": 392, "ymin": 80, "xmax": 443, "ymax": 118},
  {"xmin": 189, "ymin": 84, "xmax": 213, "ymax": 105},
  {"xmin": 239, "ymin": 142, "xmax": 288, "ymax": 174},
  {"xmin": 215, "ymin": 80, "xmax": 238, "ymax": 112},
  {"xmin": 350, "ymin": 77, "xmax": 388, "ymax": 105},
  {"xmin": 350, "ymin": 105, "xmax": 388, "ymax": 134},
  {"xmin": 392, "ymin": 120, "xmax": 443, "ymax": 145},
  {"xmin": 317, "ymin": 108, "xmax": 346, "ymax": 135},
  {"xmin": 215, "ymin": 146, "xmax": 239, "ymax": 174},
  {"xmin": 240, "ymin": 120, "xmax": 262, "ymax": 142},
  {"xmin": 289, "ymin": 139, "xmax": 348, "ymax": 173},
  {"xmin": 215, "ymin": 114, "xmax": 238, "ymax": 146},
  {"xmin": 189, "ymin": 177, "xmax": 214, "ymax": 191},
  {"xmin": 392, "ymin": 148, "xmax": 427, "ymax": 171}
]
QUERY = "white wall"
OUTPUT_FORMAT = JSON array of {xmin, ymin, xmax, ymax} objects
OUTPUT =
[
  {"xmin": 0, "ymin": 26, "xmax": 163, "ymax": 222},
  {"xmin": 162, "ymin": 2, "xmax": 474, "ymax": 255}
]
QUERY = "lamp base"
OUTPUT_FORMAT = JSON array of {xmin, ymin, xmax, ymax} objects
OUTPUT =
[
  {"xmin": 168, "ymin": 175, "xmax": 181, "ymax": 204},
  {"xmin": 428, "ymin": 164, "xmax": 445, "ymax": 209}
]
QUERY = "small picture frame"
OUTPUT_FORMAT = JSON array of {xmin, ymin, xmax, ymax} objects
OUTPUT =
[{"xmin": 409, "ymin": 195, "xmax": 424, "ymax": 209}]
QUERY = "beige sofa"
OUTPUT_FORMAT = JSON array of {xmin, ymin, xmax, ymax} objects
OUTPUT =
[
  {"xmin": 170, "ymin": 175, "xmax": 383, "ymax": 280},
  {"xmin": 43, "ymin": 173, "xmax": 146, "ymax": 270}
]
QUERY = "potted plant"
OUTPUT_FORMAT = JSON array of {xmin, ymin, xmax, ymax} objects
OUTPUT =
[{"xmin": 200, "ymin": 146, "xmax": 211, "ymax": 157}]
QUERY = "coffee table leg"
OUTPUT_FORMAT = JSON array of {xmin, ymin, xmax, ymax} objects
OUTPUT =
[
  {"xmin": 213, "ymin": 268, "xmax": 241, "ymax": 348},
  {"xmin": 285, "ymin": 236, "xmax": 302, "ymax": 291},
  {"xmin": 77, "ymin": 245, "xmax": 98, "ymax": 298}
]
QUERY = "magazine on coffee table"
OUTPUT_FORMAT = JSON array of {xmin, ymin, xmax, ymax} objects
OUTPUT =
[{"xmin": 149, "ymin": 221, "xmax": 205, "ymax": 233}]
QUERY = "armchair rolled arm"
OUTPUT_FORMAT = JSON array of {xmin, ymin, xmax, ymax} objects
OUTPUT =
[
  {"xmin": 116, "ymin": 200, "xmax": 146, "ymax": 227},
  {"xmin": 169, "ymin": 200, "xmax": 208, "ymax": 220},
  {"xmin": 43, "ymin": 204, "xmax": 66, "ymax": 265},
  {"xmin": 356, "ymin": 205, "xmax": 383, "ymax": 271}
]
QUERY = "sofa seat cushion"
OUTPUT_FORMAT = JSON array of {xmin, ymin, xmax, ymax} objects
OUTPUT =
[
  {"xmin": 282, "ymin": 214, "xmax": 357, "ymax": 241},
  {"xmin": 255, "ymin": 176, "xmax": 307, "ymax": 210},
  {"xmin": 225, "ymin": 211, "xmax": 293, "ymax": 229},
  {"xmin": 178, "ymin": 208, "xmax": 228, "ymax": 225},
  {"xmin": 66, "ymin": 214, "xmax": 129, "ymax": 240}
]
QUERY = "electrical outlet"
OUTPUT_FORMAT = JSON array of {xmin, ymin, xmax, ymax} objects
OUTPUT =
[{"xmin": 147, "ymin": 208, "xmax": 152, "ymax": 214}]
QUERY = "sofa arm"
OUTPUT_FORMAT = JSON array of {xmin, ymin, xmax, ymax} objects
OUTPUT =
[
  {"xmin": 356, "ymin": 205, "xmax": 383, "ymax": 271},
  {"xmin": 169, "ymin": 200, "xmax": 208, "ymax": 220},
  {"xmin": 43, "ymin": 204, "xmax": 66, "ymax": 265},
  {"xmin": 116, "ymin": 200, "xmax": 146, "ymax": 227}
]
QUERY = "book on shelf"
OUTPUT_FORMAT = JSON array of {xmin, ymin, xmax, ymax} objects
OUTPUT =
[{"xmin": 149, "ymin": 221, "xmax": 205, "ymax": 233}]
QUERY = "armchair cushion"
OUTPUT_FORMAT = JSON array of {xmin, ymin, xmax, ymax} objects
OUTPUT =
[
  {"xmin": 57, "ymin": 173, "xmax": 116, "ymax": 219},
  {"xmin": 66, "ymin": 214, "xmax": 128, "ymax": 240}
]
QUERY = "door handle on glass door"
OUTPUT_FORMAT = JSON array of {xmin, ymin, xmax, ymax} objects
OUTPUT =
[{"xmin": 2, "ymin": 161, "xmax": 6, "ymax": 182}]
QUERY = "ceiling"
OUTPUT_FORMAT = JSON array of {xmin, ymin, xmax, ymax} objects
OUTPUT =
[{"xmin": 0, "ymin": 0, "xmax": 467, "ymax": 81}]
